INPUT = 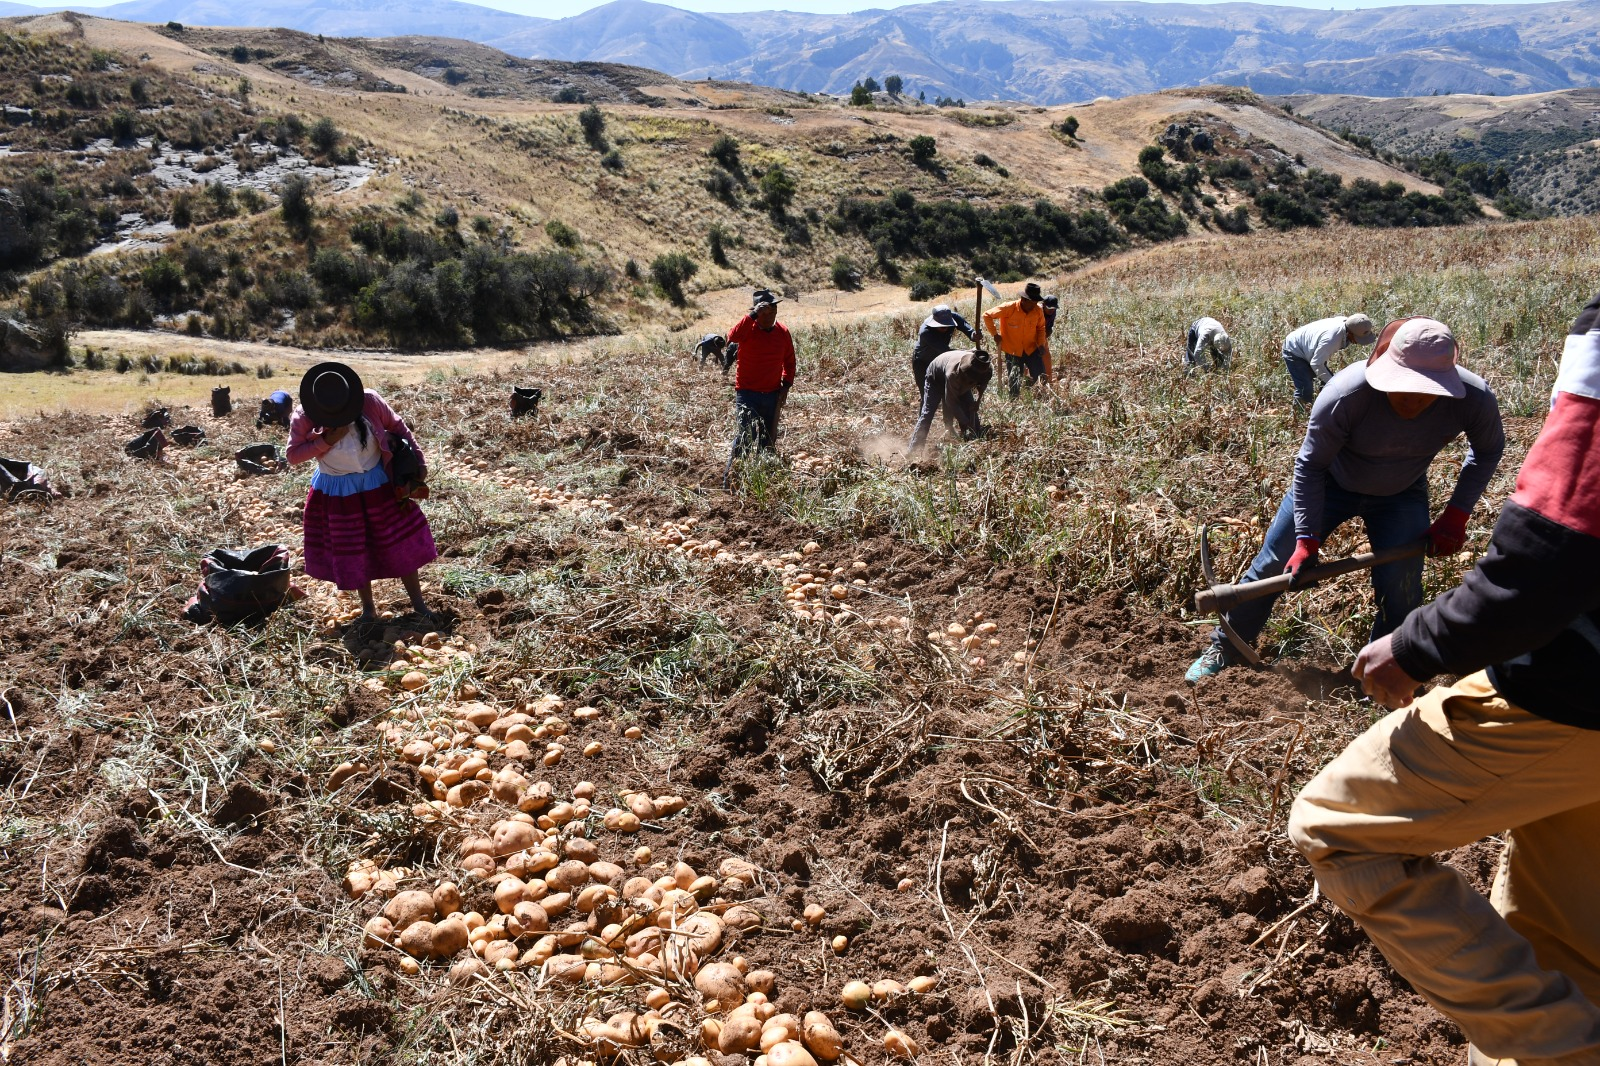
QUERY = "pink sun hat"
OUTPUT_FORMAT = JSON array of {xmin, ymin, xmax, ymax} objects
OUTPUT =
[{"xmin": 1366, "ymin": 317, "xmax": 1466, "ymax": 399}]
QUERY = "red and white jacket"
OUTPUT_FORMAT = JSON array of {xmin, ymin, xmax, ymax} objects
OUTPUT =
[{"xmin": 1391, "ymin": 291, "xmax": 1600, "ymax": 728}]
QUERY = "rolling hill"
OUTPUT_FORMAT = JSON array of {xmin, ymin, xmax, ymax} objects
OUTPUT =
[{"xmin": 1284, "ymin": 88, "xmax": 1600, "ymax": 215}]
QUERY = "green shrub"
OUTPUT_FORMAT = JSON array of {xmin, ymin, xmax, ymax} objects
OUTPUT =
[
  {"xmin": 1060, "ymin": 115, "xmax": 1080, "ymax": 138},
  {"xmin": 708, "ymin": 224, "xmax": 730, "ymax": 267},
  {"xmin": 760, "ymin": 164, "xmax": 797, "ymax": 216},
  {"xmin": 578, "ymin": 105, "xmax": 607, "ymax": 150},
  {"xmin": 850, "ymin": 84, "xmax": 871, "ymax": 107},
  {"xmin": 885, "ymin": 74, "xmax": 903, "ymax": 95},
  {"xmin": 909, "ymin": 136, "xmax": 937, "ymax": 164},
  {"xmin": 600, "ymin": 149, "xmax": 624, "ymax": 172},
  {"xmin": 708, "ymin": 135, "xmax": 741, "ymax": 171},
  {"xmin": 546, "ymin": 219, "xmax": 580, "ymax": 248},
  {"xmin": 906, "ymin": 259, "xmax": 957, "ymax": 301},
  {"xmin": 309, "ymin": 117, "xmax": 341, "ymax": 154},
  {"xmin": 279, "ymin": 175, "xmax": 313, "ymax": 234},
  {"xmin": 830, "ymin": 256, "xmax": 861, "ymax": 290},
  {"xmin": 650, "ymin": 252, "xmax": 697, "ymax": 306}
]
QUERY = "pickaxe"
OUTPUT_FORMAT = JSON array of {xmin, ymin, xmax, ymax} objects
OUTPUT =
[{"xmin": 1195, "ymin": 524, "xmax": 1428, "ymax": 665}]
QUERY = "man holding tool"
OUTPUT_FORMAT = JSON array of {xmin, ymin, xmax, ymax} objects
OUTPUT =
[
  {"xmin": 1289, "ymin": 291, "xmax": 1600, "ymax": 1066},
  {"xmin": 982, "ymin": 281, "xmax": 1054, "ymax": 398},
  {"xmin": 1187, "ymin": 316, "xmax": 1505, "ymax": 683}
]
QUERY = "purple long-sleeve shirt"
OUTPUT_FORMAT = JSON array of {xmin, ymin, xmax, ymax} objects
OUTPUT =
[{"xmin": 1293, "ymin": 362, "xmax": 1505, "ymax": 537}]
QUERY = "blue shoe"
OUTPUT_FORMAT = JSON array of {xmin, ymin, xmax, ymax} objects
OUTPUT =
[{"xmin": 1185, "ymin": 644, "xmax": 1227, "ymax": 684}]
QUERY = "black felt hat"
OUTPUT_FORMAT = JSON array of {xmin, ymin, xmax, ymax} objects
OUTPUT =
[{"xmin": 299, "ymin": 362, "xmax": 365, "ymax": 428}]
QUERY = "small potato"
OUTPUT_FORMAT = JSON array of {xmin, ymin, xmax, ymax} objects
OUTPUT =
[
  {"xmin": 399, "ymin": 920, "xmax": 438, "ymax": 959},
  {"xmin": 433, "ymin": 916, "xmax": 470, "ymax": 958},
  {"xmin": 494, "ymin": 876, "xmax": 531, "ymax": 915},
  {"xmin": 839, "ymin": 981, "xmax": 872, "ymax": 1010},
  {"xmin": 831, "ymin": 935, "xmax": 849, "ymax": 954},
  {"xmin": 589, "ymin": 861, "xmax": 625, "ymax": 886},
  {"xmin": 483, "ymin": 940, "xmax": 519, "ymax": 966},
  {"xmin": 547, "ymin": 859, "xmax": 591, "ymax": 893},
  {"xmin": 576, "ymin": 884, "xmax": 617, "ymax": 914},
  {"xmin": 384, "ymin": 890, "xmax": 437, "ymax": 931},
  {"xmin": 603, "ymin": 809, "xmax": 642, "ymax": 832},
  {"xmin": 398, "ymin": 956, "xmax": 421, "ymax": 976},
  {"xmin": 907, "ymin": 975, "xmax": 939, "ymax": 995},
  {"xmin": 543, "ymin": 954, "xmax": 587, "ymax": 984},
  {"xmin": 746, "ymin": 969, "xmax": 777, "ymax": 996},
  {"xmin": 511, "ymin": 900, "xmax": 550, "ymax": 934},
  {"xmin": 644, "ymin": 986, "xmax": 671, "ymax": 1010},
  {"xmin": 802, "ymin": 904, "xmax": 826, "ymax": 927},
  {"xmin": 362, "ymin": 915, "xmax": 394, "ymax": 950},
  {"xmin": 760, "ymin": 1015, "xmax": 801, "ymax": 1053},
  {"xmin": 634, "ymin": 846, "xmax": 653, "ymax": 865},
  {"xmin": 432, "ymin": 881, "xmax": 463, "ymax": 917},
  {"xmin": 448, "ymin": 957, "xmax": 488, "ymax": 986},
  {"xmin": 565, "ymin": 836, "xmax": 600, "ymax": 863},
  {"xmin": 884, "ymin": 1030, "xmax": 919, "ymax": 1058},
  {"xmin": 801, "ymin": 1012, "xmax": 842, "ymax": 1061},
  {"xmin": 718, "ymin": 1008, "xmax": 763, "ymax": 1054},
  {"xmin": 871, "ymin": 979, "xmax": 904, "ymax": 1001},
  {"xmin": 541, "ymin": 891, "xmax": 572, "ymax": 917},
  {"xmin": 628, "ymin": 794, "xmax": 659, "ymax": 819},
  {"xmin": 768, "ymin": 1041, "xmax": 819, "ymax": 1066},
  {"xmin": 695, "ymin": 961, "xmax": 746, "ymax": 1006},
  {"xmin": 896, "ymin": 878, "xmax": 915, "ymax": 892}
]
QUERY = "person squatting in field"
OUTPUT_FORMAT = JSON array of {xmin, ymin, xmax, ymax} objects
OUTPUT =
[
  {"xmin": 1281, "ymin": 312, "xmax": 1377, "ymax": 407},
  {"xmin": 1291, "ymin": 290, "xmax": 1600, "ymax": 1066},
  {"xmin": 1185, "ymin": 316, "xmax": 1233, "ymax": 372},
  {"xmin": 907, "ymin": 349, "xmax": 993, "ymax": 454},
  {"xmin": 984, "ymin": 281, "xmax": 1054, "ymax": 398},
  {"xmin": 287, "ymin": 361, "xmax": 439, "ymax": 625},
  {"xmin": 723, "ymin": 289, "xmax": 796, "ymax": 487},
  {"xmin": 911, "ymin": 304, "xmax": 976, "ymax": 404},
  {"xmin": 1187, "ymin": 316, "xmax": 1505, "ymax": 683}
]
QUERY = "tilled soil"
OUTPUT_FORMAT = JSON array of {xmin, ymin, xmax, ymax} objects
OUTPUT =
[{"xmin": 0, "ymin": 400, "xmax": 1488, "ymax": 1066}]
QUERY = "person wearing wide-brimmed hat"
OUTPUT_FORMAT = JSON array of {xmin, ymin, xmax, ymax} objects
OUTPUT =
[
  {"xmin": 1282, "ymin": 313, "xmax": 1377, "ymax": 407},
  {"xmin": 982, "ymin": 281, "xmax": 1054, "ymax": 398},
  {"xmin": 723, "ymin": 288, "xmax": 796, "ymax": 487},
  {"xmin": 286, "ymin": 362, "xmax": 438, "ymax": 625},
  {"xmin": 912, "ymin": 303, "xmax": 976, "ymax": 404},
  {"xmin": 1187, "ymin": 316, "xmax": 1505, "ymax": 683}
]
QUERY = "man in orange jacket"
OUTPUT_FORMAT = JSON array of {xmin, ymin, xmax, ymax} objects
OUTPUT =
[{"xmin": 983, "ymin": 282, "xmax": 1054, "ymax": 398}]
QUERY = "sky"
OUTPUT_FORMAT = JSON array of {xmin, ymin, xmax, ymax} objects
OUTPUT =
[{"xmin": 4, "ymin": 0, "xmax": 1562, "ymax": 15}]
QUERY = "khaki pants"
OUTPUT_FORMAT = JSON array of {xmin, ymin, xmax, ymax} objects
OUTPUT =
[{"xmin": 1288, "ymin": 671, "xmax": 1600, "ymax": 1065}]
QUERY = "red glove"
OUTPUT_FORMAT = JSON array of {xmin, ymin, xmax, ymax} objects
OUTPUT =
[
  {"xmin": 1285, "ymin": 536, "xmax": 1321, "ymax": 589},
  {"xmin": 1426, "ymin": 505, "xmax": 1470, "ymax": 557}
]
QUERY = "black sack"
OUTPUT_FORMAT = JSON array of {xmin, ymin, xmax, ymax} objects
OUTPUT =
[
  {"xmin": 0, "ymin": 457, "xmax": 55, "ymax": 502},
  {"xmin": 125, "ymin": 428, "xmax": 167, "ymax": 459},
  {"xmin": 510, "ymin": 386, "xmax": 542, "ymax": 418},
  {"xmin": 389, "ymin": 432, "xmax": 423, "ymax": 489},
  {"xmin": 142, "ymin": 407, "xmax": 171, "ymax": 430},
  {"xmin": 212, "ymin": 386, "xmax": 232, "ymax": 417},
  {"xmin": 182, "ymin": 544, "xmax": 293, "ymax": 626},
  {"xmin": 235, "ymin": 443, "xmax": 283, "ymax": 476},
  {"xmin": 172, "ymin": 425, "xmax": 206, "ymax": 446}
]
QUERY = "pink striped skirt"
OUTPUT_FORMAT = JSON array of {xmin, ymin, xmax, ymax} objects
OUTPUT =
[{"xmin": 302, "ymin": 479, "xmax": 437, "ymax": 590}]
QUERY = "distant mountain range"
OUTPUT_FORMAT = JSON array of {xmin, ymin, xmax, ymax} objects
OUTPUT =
[{"xmin": 8, "ymin": 0, "xmax": 1600, "ymax": 102}]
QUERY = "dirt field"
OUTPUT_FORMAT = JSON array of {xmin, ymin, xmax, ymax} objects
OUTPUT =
[{"xmin": 3, "ymin": 218, "xmax": 1596, "ymax": 1065}]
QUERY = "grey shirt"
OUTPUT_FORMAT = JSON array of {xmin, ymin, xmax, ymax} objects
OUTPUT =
[{"xmin": 1293, "ymin": 362, "xmax": 1506, "ymax": 537}]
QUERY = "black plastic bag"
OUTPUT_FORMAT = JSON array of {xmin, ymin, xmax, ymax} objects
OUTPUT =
[
  {"xmin": 212, "ymin": 386, "xmax": 232, "ymax": 417},
  {"xmin": 182, "ymin": 544, "xmax": 293, "ymax": 626},
  {"xmin": 235, "ymin": 443, "xmax": 283, "ymax": 476},
  {"xmin": 172, "ymin": 425, "xmax": 206, "ymax": 446},
  {"xmin": 0, "ymin": 457, "xmax": 55, "ymax": 502},
  {"xmin": 125, "ymin": 428, "xmax": 167, "ymax": 459},
  {"xmin": 510, "ymin": 386, "xmax": 542, "ymax": 418},
  {"xmin": 389, "ymin": 432, "xmax": 424, "ymax": 494},
  {"xmin": 141, "ymin": 407, "xmax": 171, "ymax": 430}
]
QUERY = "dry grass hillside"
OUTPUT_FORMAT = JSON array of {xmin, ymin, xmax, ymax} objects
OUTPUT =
[{"xmin": 1, "ymin": 10, "xmax": 1461, "ymax": 349}]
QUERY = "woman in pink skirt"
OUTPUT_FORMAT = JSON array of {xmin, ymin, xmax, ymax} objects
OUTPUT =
[{"xmin": 286, "ymin": 362, "xmax": 438, "ymax": 625}]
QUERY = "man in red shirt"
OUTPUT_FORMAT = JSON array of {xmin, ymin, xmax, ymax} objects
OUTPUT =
[{"xmin": 723, "ymin": 289, "xmax": 796, "ymax": 487}]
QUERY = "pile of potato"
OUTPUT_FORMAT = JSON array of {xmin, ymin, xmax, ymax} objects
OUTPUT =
[
  {"xmin": 451, "ymin": 458, "xmax": 619, "ymax": 519},
  {"xmin": 787, "ymin": 450, "xmax": 839, "ymax": 476}
]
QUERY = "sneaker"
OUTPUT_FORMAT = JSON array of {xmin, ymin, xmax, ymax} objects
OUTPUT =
[{"xmin": 1185, "ymin": 644, "xmax": 1228, "ymax": 684}]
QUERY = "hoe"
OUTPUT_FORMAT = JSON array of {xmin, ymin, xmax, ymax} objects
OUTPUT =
[{"xmin": 1195, "ymin": 524, "xmax": 1427, "ymax": 664}]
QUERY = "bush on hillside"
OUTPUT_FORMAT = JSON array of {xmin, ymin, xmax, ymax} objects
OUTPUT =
[
  {"xmin": 907, "ymin": 259, "xmax": 957, "ymax": 301},
  {"xmin": 650, "ymin": 252, "xmax": 697, "ymax": 306}
]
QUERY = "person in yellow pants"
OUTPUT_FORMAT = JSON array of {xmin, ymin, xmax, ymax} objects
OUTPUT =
[{"xmin": 1289, "ymin": 291, "xmax": 1600, "ymax": 1065}]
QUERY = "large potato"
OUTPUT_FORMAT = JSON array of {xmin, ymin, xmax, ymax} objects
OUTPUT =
[
  {"xmin": 432, "ymin": 916, "xmax": 469, "ymax": 958},
  {"xmin": 694, "ymin": 961, "xmax": 746, "ymax": 1006},
  {"xmin": 802, "ymin": 1012, "xmax": 842, "ymax": 1061},
  {"xmin": 383, "ymin": 890, "xmax": 437, "ymax": 931}
]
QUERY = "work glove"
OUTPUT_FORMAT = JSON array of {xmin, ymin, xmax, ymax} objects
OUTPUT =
[
  {"xmin": 1284, "ymin": 536, "xmax": 1321, "ymax": 589},
  {"xmin": 1426, "ymin": 504, "xmax": 1470, "ymax": 557}
]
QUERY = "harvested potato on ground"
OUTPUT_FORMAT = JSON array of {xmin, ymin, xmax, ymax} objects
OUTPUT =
[
  {"xmin": 695, "ymin": 961, "xmax": 747, "ymax": 1006},
  {"xmin": 885, "ymin": 1030, "xmax": 919, "ymax": 1058},
  {"xmin": 769, "ymin": 1040, "xmax": 820, "ymax": 1066},
  {"xmin": 398, "ymin": 920, "xmax": 439, "ymax": 959},
  {"xmin": 432, "ymin": 881, "xmax": 463, "ymax": 917},
  {"xmin": 433, "ymin": 916, "xmax": 469, "ymax": 957},
  {"xmin": 363, "ymin": 915, "xmax": 394, "ymax": 949},
  {"xmin": 384, "ymin": 890, "xmax": 437, "ymax": 931},
  {"xmin": 802, "ymin": 1012, "xmax": 842, "ymax": 1061},
  {"xmin": 840, "ymin": 981, "xmax": 872, "ymax": 1010}
]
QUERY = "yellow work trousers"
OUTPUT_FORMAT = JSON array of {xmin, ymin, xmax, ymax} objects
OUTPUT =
[{"xmin": 1289, "ymin": 671, "xmax": 1600, "ymax": 1065}]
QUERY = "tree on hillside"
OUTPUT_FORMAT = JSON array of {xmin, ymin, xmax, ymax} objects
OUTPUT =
[
  {"xmin": 850, "ymin": 83, "xmax": 871, "ymax": 107},
  {"xmin": 1061, "ymin": 115, "xmax": 1080, "ymax": 138},
  {"xmin": 760, "ymin": 164, "xmax": 797, "ymax": 217},
  {"xmin": 909, "ymin": 135, "xmax": 937, "ymax": 164},
  {"xmin": 862, "ymin": 76, "xmax": 881, "ymax": 92},
  {"xmin": 578, "ymin": 105, "xmax": 607, "ymax": 151},
  {"xmin": 885, "ymin": 74, "xmax": 903, "ymax": 95}
]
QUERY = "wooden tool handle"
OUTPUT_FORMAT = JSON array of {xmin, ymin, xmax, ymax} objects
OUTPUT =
[{"xmin": 1195, "ymin": 540, "xmax": 1427, "ymax": 616}]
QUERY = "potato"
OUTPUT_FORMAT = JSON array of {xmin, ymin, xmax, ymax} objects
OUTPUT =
[
  {"xmin": 719, "ymin": 858, "xmax": 760, "ymax": 887},
  {"xmin": 831, "ymin": 936, "xmax": 849, "ymax": 954},
  {"xmin": 644, "ymin": 986, "xmax": 671, "ymax": 1010},
  {"xmin": 907, "ymin": 975, "xmax": 939, "ymax": 995},
  {"xmin": 362, "ymin": 915, "xmax": 394, "ymax": 949},
  {"xmin": 493, "ymin": 820, "xmax": 541, "ymax": 857},
  {"xmin": 503, "ymin": 739, "xmax": 534, "ymax": 762},
  {"xmin": 519, "ymin": 781, "xmax": 554, "ymax": 813},
  {"xmin": 547, "ymin": 859, "xmax": 591, "ymax": 892},
  {"xmin": 546, "ymin": 802, "xmax": 577, "ymax": 825},
  {"xmin": 542, "ymin": 891, "xmax": 572, "ymax": 917},
  {"xmin": 399, "ymin": 920, "xmax": 438, "ymax": 959},
  {"xmin": 526, "ymin": 935, "xmax": 558, "ymax": 967},
  {"xmin": 628, "ymin": 794, "xmax": 659, "ymax": 819},
  {"xmin": 760, "ymin": 1015, "xmax": 801, "ymax": 1053},
  {"xmin": 433, "ymin": 916, "xmax": 469, "ymax": 958},
  {"xmin": 622, "ymin": 875, "xmax": 655, "ymax": 901},
  {"xmin": 689, "ymin": 875, "xmax": 719, "ymax": 900},
  {"xmin": 603, "ymin": 809, "xmax": 642, "ymax": 832},
  {"xmin": 746, "ymin": 969, "xmax": 777, "ymax": 996},
  {"xmin": 884, "ymin": 1030, "xmax": 919, "ymax": 1058},
  {"xmin": 803, "ymin": 904, "xmax": 826, "ymax": 927},
  {"xmin": 543, "ymin": 954, "xmax": 588, "ymax": 984},
  {"xmin": 695, "ymin": 961, "xmax": 747, "ymax": 1006},
  {"xmin": 576, "ymin": 884, "xmax": 618, "ymax": 914},
  {"xmin": 725, "ymin": 905, "xmax": 764, "ymax": 931},
  {"xmin": 802, "ymin": 1012, "xmax": 842, "ymax": 1061},
  {"xmin": 769, "ymin": 1041, "xmax": 820, "ymax": 1066},
  {"xmin": 398, "ymin": 956, "xmax": 421, "ymax": 976},
  {"xmin": 565, "ymin": 837, "xmax": 600, "ymax": 863},
  {"xmin": 511, "ymin": 900, "xmax": 550, "ymax": 934},
  {"xmin": 483, "ymin": 940, "xmax": 519, "ymax": 966},
  {"xmin": 494, "ymin": 876, "xmax": 531, "ymax": 914},
  {"xmin": 447, "ymin": 779, "xmax": 490, "ymax": 807},
  {"xmin": 718, "ymin": 1007, "xmax": 763, "ymax": 1054},
  {"xmin": 448, "ymin": 957, "xmax": 488, "ymax": 986},
  {"xmin": 589, "ymin": 861, "xmax": 625, "ymax": 886},
  {"xmin": 871, "ymin": 979, "xmax": 903, "ymax": 1001},
  {"xmin": 839, "ymin": 981, "xmax": 872, "ymax": 1010},
  {"xmin": 384, "ymin": 890, "xmax": 437, "ymax": 931},
  {"xmin": 432, "ymin": 882, "xmax": 463, "ymax": 917}
]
